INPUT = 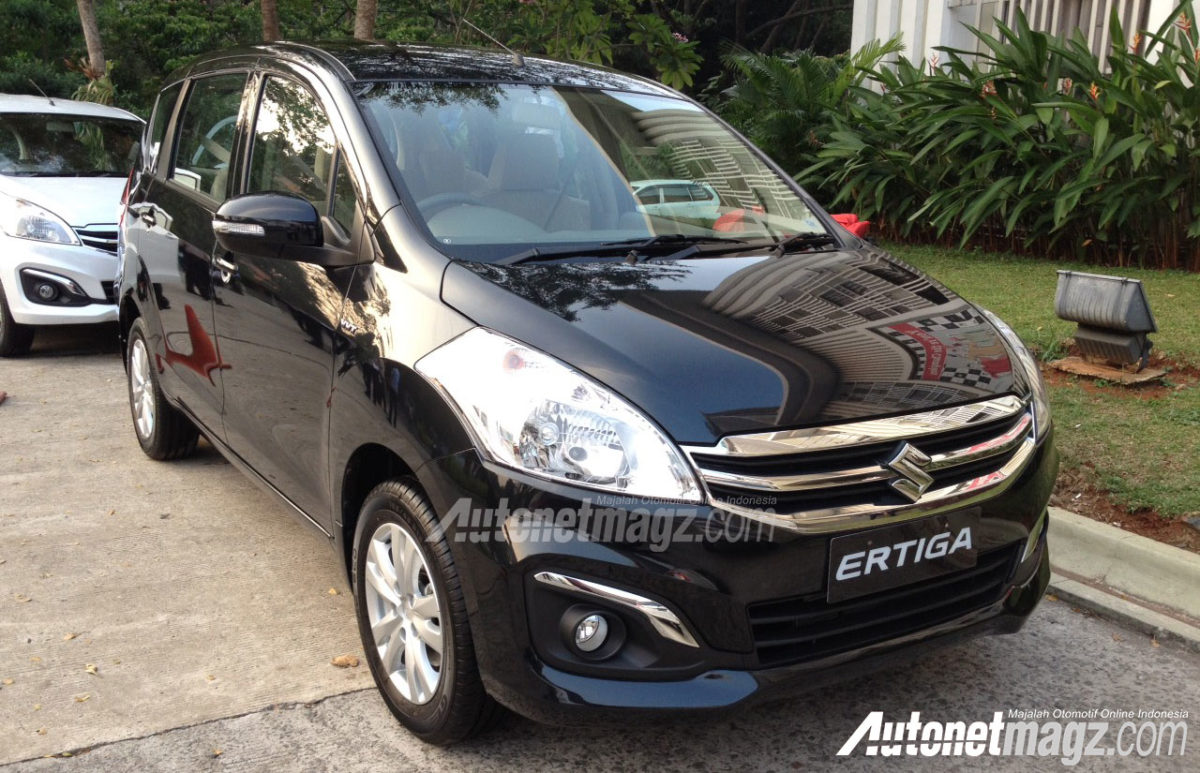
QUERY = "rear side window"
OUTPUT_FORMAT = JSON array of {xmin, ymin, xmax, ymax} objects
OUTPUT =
[
  {"xmin": 145, "ymin": 83, "xmax": 182, "ymax": 175},
  {"xmin": 248, "ymin": 77, "xmax": 336, "ymax": 209},
  {"xmin": 172, "ymin": 73, "xmax": 247, "ymax": 202},
  {"xmin": 636, "ymin": 186, "xmax": 660, "ymax": 204},
  {"xmin": 661, "ymin": 184, "xmax": 693, "ymax": 203}
]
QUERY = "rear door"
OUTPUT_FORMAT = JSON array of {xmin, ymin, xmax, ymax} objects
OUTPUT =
[
  {"xmin": 128, "ymin": 72, "xmax": 251, "ymax": 435},
  {"xmin": 210, "ymin": 72, "xmax": 364, "ymax": 527}
]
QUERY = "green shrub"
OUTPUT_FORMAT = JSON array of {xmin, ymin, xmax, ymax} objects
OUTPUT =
[
  {"xmin": 723, "ymin": 2, "xmax": 1200, "ymax": 271},
  {"xmin": 713, "ymin": 38, "xmax": 903, "ymax": 202}
]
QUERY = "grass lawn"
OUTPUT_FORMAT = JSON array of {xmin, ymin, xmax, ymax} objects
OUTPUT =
[{"xmin": 890, "ymin": 242, "xmax": 1200, "ymax": 520}]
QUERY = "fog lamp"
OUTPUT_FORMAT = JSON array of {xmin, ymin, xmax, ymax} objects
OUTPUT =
[
  {"xmin": 574, "ymin": 613, "xmax": 609, "ymax": 652},
  {"xmin": 35, "ymin": 282, "xmax": 58, "ymax": 301}
]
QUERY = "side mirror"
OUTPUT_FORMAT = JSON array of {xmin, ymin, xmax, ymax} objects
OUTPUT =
[{"xmin": 212, "ymin": 192, "xmax": 358, "ymax": 267}]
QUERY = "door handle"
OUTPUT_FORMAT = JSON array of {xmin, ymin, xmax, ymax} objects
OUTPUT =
[
  {"xmin": 213, "ymin": 254, "xmax": 237, "ymax": 274},
  {"xmin": 212, "ymin": 253, "xmax": 237, "ymax": 284},
  {"xmin": 128, "ymin": 203, "xmax": 157, "ymax": 227}
]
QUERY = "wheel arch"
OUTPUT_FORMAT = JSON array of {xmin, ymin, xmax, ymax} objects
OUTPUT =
[{"xmin": 338, "ymin": 442, "xmax": 419, "ymax": 584}]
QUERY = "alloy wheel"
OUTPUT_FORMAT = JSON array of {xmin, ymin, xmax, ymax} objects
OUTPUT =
[
  {"xmin": 129, "ymin": 337, "xmax": 156, "ymax": 440},
  {"xmin": 364, "ymin": 521, "xmax": 444, "ymax": 704}
]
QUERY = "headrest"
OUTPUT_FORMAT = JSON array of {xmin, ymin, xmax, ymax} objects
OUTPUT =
[{"xmin": 489, "ymin": 133, "xmax": 559, "ymax": 191}]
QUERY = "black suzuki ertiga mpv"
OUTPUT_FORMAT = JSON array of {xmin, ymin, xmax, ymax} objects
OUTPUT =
[{"xmin": 117, "ymin": 41, "xmax": 1057, "ymax": 744}]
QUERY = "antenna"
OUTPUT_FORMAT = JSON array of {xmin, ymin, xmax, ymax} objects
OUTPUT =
[
  {"xmin": 461, "ymin": 19, "xmax": 525, "ymax": 67},
  {"xmin": 28, "ymin": 79, "xmax": 55, "ymax": 106}
]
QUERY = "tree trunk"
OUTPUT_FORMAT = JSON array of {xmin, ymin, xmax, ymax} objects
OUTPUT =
[
  {"xmin": 261, "ymin": 0, "xmax": 281, "ymax": 42},
  {"xmin": 354, "ymin": 0, "xmax": 378, "ymax": 40},
  {"xmin": 75, "ymin": 0, "xmax": 105, "ymax": 77}
]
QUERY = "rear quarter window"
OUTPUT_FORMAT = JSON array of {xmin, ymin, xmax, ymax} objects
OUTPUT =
[{"xmin": 146, "ymin": 83, "xmax": 183, "ymax": 175}]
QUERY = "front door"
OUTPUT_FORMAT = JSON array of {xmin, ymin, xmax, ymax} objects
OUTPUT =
[
  {"xmin": 210, "ymin": 74, "xmax": 361, "ymax": 527},
  {"xmin": 130, "ymin": 72, "xmax": 249, "ymax": 435}
]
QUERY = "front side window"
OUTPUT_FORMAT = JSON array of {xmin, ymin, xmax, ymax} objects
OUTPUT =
[
  {"xmin": 0, "ymin": 113, "xmax": 141, "ymax": 177},
  {"xmin": 358, "ymin": 83, "xmax": 824, "ymax": 262},
  {"xmin": 248, "ymin": 77, "xmax": 336, "ymax": 210},
  {"xmin": 172, "ymin": 73, "xmax": 247, "ymax": 201}
]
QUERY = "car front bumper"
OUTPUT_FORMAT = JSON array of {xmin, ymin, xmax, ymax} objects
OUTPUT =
[
  {"xmin": 1, "ymin": 234, "xmax": 118, "ymax": 325},
  {"xmin": 415, "ymin": 435, "xmax": 1058, "ymax": 723}
]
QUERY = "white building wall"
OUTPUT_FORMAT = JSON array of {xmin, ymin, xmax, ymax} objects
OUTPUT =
[{"xmin": 852, "ymin": 0, "xmax": 1199, "ymax": 64}]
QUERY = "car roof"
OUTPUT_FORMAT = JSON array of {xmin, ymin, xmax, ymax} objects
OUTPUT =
[
  {"xmin": 176, "ymin": 40, "xmax": 679, "ymax": 97},
  {"xmin": 633, "ymin": 179, "xmax": 714, "ymax": 188},
  {"xmin": 0, "ymin": 93, "xmax": 143, "ymax": 123}
]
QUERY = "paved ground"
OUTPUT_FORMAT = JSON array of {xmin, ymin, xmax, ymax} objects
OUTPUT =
[
  {"xmin": 2, "ymin": 327, "xmax": 1198, "ymax": 771},
  {"xmin": 0, "ymin": 326, "xmax": 371, "ymax": 765}
]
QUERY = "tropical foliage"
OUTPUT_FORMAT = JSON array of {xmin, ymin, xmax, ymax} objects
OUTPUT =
[
  {"xmin": 791, "ymin": 5, "xmax": 1200, "ymax": 271},
  {"xmin": 1, "ymin": 0, "xmax": 851, "ymax": 116},
  {"xmin": 714, "ymin": 37, "xmax": 904, "ymax": 201}
]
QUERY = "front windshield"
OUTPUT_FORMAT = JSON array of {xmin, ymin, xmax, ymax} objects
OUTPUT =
[
  {"xmin": 358, "ymin": 83, "xmax": 826, "ymax": 262},
  {"xmin": 0, "ymin": 113, "xmax": 141, "ymax": 177}
]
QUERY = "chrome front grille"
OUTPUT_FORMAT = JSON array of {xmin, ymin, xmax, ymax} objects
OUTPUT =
[
  {"xmin": 76, "ymin": 226, "xmax": 118, "ymax": 255},
  {"xmin": 683, "ymin": 395, "xmax": 1037, "ymax": 532}
]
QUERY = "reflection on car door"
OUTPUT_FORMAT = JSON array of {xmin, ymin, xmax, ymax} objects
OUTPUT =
[
  {"xmin": 210, "ymin": 74, "xmax": 361, "ymax": 528},
  {"xmin": 132, "ymin": 73, "xmax": 249, "ymax": 435}
]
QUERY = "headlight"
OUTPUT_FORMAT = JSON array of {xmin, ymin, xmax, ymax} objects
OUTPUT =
[
  {"xmin": 980, "ymin": 308, "xmax": 1051, "ymax": 439},
  {"xmin": 416, "ymin": 328, "xmax": 703, "ymax": 502},
  {"xmin": 1, "ymin": 198, "xmax": 80, "ymax": 245}
]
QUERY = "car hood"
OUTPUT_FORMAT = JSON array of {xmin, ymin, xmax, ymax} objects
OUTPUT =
[
  {"xmin": 441, "ymin": 247, "xmax": 1021, "ymax": 445},
  {"xmin": 0, "ymin": 176, "xmax": 125, "ymax": 227}
]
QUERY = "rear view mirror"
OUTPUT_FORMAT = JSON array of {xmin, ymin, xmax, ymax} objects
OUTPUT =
[{"xmin": 212, "ymin": 192, "xmax": 322, "ymax": 257}]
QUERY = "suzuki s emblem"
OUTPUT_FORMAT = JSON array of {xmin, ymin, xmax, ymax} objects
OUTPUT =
[{"xmin": 885, "ymin": 442, "xmax": 934, "ymax": 503}]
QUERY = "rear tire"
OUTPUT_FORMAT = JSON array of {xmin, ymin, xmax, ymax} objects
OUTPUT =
[
  {"xmin": 126, "ymin": 317, "xmax": 198, "ymax": 460},
  {"xmin": 0, "ymin": 280, "xmax": 34, "ymax": 357},
  {"xmin": 352, "ymin": 480, "xmax": 502, "ymax": 745}
]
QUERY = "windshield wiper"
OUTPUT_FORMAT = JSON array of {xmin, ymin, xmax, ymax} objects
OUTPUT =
[
  {"xmin": 496, "ymin": 234, "xmax": 747, "ymax": 266},
  {"xmin": 495, "ymin": 243, "xmax": 637, "ymax": 266},
  {"xmin": 769, "ymin": 231, "xmax": 839, "ymax": 258}
]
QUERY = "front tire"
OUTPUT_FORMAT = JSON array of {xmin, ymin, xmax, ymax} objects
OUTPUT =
[
  {"xmin": 0, "ymin": 280, "xmax": 34, "ymax": 357},
  {"xmin": 126, "ymin": 318, "xmax": 198, "ymax": 460},
  {"xmin": 352, "ymin": 480, "xmax": 500, "ymax": 745}
]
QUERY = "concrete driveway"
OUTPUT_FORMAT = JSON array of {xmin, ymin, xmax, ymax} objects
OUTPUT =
[
  {"xmin": 1, "ymin": 326, "xmax": 371, "ymax": 764},
  {"xmin": 2, "ymin": 327, "xmax": 1198, "ymax": 770}
]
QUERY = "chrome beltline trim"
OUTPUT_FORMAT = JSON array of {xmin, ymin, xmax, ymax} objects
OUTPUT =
[
  {"xmin": 708, "ymin": 437, "xmax": 1039, "ymax": 535},
  {"xmin": 532, "ymin": 571, "xmax": 700, "ymax": 648},
  {"xmin": 682, "ymin": 394, "xmax": 1026, "ymax": 458}
]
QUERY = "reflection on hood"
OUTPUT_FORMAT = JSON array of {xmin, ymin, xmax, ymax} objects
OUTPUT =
[{"xmin": 447, "ymin": 247, "xmax": 1018, "ymax": 443}]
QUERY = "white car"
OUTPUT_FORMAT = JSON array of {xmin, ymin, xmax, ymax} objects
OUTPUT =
[
  {"xmin": 0, "ymin": 94, "xmax": 143, "ymax": 356},
  {"xmin": 632, "ymin": 179, "xmax": 722, "ymax": 221}
]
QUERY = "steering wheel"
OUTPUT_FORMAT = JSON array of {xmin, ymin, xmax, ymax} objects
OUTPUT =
[
  {"xmin": 417, "ymin": 192, "xmax": 488, "ymax": 218},
  {"xmin": 191, "ymin": 116, "xmax": 237, "ymax": 166}
]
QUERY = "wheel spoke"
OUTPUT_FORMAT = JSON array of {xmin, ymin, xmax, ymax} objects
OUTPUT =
[
  {"xmin": 410, "ymin": 592, "xmax": 438, "ymax": 622},
  {"xmin": 404, "ymin": 633, "xmax": 422, "ymax": 698},
  {"xmin": 371, "ymin": 610, "xmax": 402, "ymax": 646},
  {"xmin": 386, "ymin": 627, "xmax": 406, "ymax": 673},
  {"xmin": 365, "ymin": 560, "xmax": 400, "ymax": 607},
  {"xmin": 369, "ymin": 536, "xmax": 398, "ymax": 587},
  {"xmin": 390, "ymin": 528, "xmax": 411, "ymax": 595},
  {"xmin": 415, "ymin": 618, "xmax": 442, "ymax": 654}
]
